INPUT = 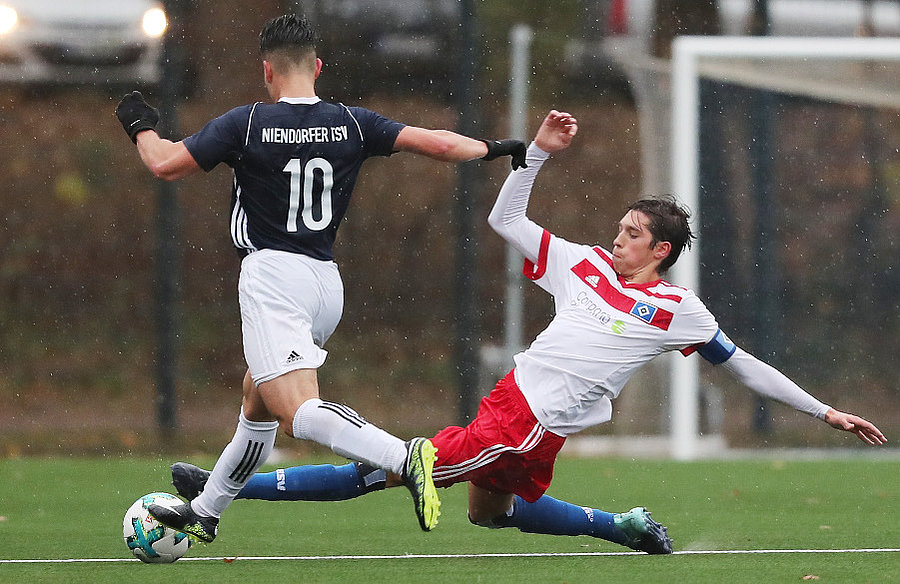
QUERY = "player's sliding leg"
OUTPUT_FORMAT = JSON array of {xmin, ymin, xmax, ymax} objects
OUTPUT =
[
  {"xmin": 150, "ymin": 410, "xmax": 278, "ymax": 543},
  {"xmin": 171, "ymin": 461, "xmax": 387, "ymax": 502},
  {"xmin": 479, "ymin": 495, "xmax": 673, "ymax": 554},
  {"xmin": 483, "ymin": 494, "xmax": 625, "ymax": 540},
  {"xmin": 172, "ymin": 457, "xmax": 668, "ymax": 553},
  {"xmin": 246, "ymin": 461, "xmax": 388, "ymax": 500}
]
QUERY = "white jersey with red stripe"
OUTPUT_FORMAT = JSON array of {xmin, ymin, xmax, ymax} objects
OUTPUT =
[
  {"xmin": 513, "ymin": 234, "xmax": 718, "ymax": 435},
  {"xmin": 490, "ymin": 142, "xmax": 830, "ymax": 435},
  {"xmin": 488, "ymin": 142, "xmax": 719, "ymax": 436}
]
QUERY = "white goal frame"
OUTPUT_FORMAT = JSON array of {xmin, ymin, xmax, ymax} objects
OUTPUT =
[{"xmin": 669, "ymin": 36, "xmax": 900, "ymax": 460}]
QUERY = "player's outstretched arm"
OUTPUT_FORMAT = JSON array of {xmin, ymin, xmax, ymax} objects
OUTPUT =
[
  {"xmin": 487, "ymin": 109, "xmax": 578, "ymax": 259},
  {"xmin": 824, "ymin": 409, "xmax": 887, "ymax": 445},
  {"xmin": 720, "ymin": 347, "xmax": 886, "ymax": 446},
  {"xmin": 115, "ymin": 91, "xmax": 201, "ymax": 181},
  {"xmin": 534, "ymin": 110, "xmax": 578, "ymax": 153},
  {"xmin": 394, "ymin": 127, "xmax": 526, "ymax": 170}
]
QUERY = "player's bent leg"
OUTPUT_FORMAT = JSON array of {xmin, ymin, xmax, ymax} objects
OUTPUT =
[
  {"xmin": 614, "ymin": 507, "xmax": 674, "ymax": 554},
  {"xmin": 278, "ymin": 371, "xmax": 406, "ymax": 472},
  {"xmin": 265, "ymin": 369, "xmax": 436, "ymax": 529}
]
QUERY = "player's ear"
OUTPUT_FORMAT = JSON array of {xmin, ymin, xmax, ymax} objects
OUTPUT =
[
  {"xmin": 262, "ymin": 60, "xmax": 275, "ymax": 84},
  {"xmin": 314, "ymin": 58, "xmax": 323, "ymax": 79},
  {"xmin": 653, "ymin": 240, "xmax": 672, "ymax": 261}
]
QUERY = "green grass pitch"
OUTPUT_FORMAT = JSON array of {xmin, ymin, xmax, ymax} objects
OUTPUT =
[{"xmin": 1, "ymin": 455, "xmax": 897, "ymax": 583}]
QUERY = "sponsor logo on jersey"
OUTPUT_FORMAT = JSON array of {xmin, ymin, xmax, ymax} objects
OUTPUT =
[
  {"xmin": 573, "ymin": 291, "xmax": 612, "ymax": 324},
  {"xmin": 572, "ymin": 293, "xmax": 629, "ymax": 335},
  {"xmin": 276, "ymin": 468, "xmax": 286, "ymax": 491},
  {"xmin": 285, "ymin": 350, "xmax": 304, "ymax": 365},
  {"xmin": 630, "ymin": 301, "xmax": 657, "ymax": 323}
]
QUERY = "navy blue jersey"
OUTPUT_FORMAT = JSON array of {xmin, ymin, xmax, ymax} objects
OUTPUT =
[{"xmin": 183, "ymin": 97, "xmax": 405, "ymax": 260}]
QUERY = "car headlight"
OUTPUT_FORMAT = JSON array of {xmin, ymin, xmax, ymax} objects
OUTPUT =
[
  {"xmin": 142, "ymin": 7, "xmax": 167, "ymax": 38},
  {"xmin": 0, "ymin": 5, "xmax": 17, "ymax": 35}
]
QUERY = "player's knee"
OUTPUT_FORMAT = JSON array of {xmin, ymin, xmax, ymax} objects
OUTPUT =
[
  {"xmin": 279, "ymin": 418, "xmax": 296, "ymax": 437},
  {"xmin": 241, "ymin": 385, "xmax": 274, "ymax": 425},
  {"xmin": 277, "ymin": 402, "xmax": 307, "ymax": 438}
]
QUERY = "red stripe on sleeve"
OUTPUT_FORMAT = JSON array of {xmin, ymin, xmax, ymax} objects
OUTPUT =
[{"xmin": 523, "ymin": 229, "xmax": 551, "ymax": 281}]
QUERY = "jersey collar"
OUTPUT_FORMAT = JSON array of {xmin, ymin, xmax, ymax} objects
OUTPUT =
[
  {"xmin": 592, "ymin": 247, "xmax": 664, "ymax": 290},
  {"xmin": 278, "ymin": 97, "xmax": 321, "ymax": 105}
]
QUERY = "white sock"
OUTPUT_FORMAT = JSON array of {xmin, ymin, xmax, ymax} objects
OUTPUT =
[
  {"xmin": 292, "ymin": 398, "xmax": 407, "ymax": 475},
  {"xmin": 191, "ymin": 411, "xmax": 279, "ymax": 518}
]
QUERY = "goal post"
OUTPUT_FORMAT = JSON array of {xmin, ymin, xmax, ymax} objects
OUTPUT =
[{"xmin": 669, "ymin": 36, "xmax": 900, "ymax": 460}]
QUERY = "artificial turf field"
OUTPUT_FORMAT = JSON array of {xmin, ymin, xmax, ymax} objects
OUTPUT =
[{"xmin": 1, "ymin": 455, "xmax": 897, "ymax": 583}]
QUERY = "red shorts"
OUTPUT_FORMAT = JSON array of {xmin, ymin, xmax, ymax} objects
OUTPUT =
[{"xmin": 430, "ymin": 370, "xmax": 566, "ymax": 502}]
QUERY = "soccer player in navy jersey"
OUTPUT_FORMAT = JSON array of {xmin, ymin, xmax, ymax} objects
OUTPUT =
[
  {"xmin": 168, "ymin": 110, "xmax": 885, "ymax": 554},
  {"xmin": 115, "ymin": 13, "xmax": 527, "ymax": 543}
]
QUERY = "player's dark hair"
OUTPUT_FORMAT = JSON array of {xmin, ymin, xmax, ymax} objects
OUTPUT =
[
  {"xmin": 259, "ymin": 14, "xmax": 319, "ymax": 63},
  {"xmin": 626, "ymin": 194, "xmax": 694, "ymax": 272}
]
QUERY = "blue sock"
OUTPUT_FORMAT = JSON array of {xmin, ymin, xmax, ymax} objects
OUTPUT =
[
  {"xmin": 237, "ymin": 462, "xmax": 386, "ymax": 501},
  {"xmin": 500, "ymin": 495, "xmax": 627, "ymax": 544}
]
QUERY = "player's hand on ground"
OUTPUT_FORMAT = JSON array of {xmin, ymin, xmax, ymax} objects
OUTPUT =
[
  {"xmin": 824, "ymin": 409, "xmax": 886, "ymax": 445},
  {"xmin": 482, "ymin": 139, "xmax": 528, "ymax": 170},
  {"xmin": 116, "ymin": 91, "xmax": 160, "ymax": 143},
  {"xmin": 535, "ymin": 110, "xmax": 578, "ymax": 153}
]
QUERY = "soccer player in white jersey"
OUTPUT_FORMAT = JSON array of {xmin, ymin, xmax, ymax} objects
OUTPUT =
[
  {"xmin": 165, "ymin": 110, "xmax": 885, "ymax": 553},
  {"xmin": 113, "ymin": 14, "xmax": 527, "ymax": 543}
]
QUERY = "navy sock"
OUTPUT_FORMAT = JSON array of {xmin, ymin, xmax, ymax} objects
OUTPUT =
[
  {"xmin": 237, "ymin": 462, "xmax": 386, "ymax": 501},
  {"xmin": 500, "ymin": 495, "xmax": 627, "ymax": 544}
]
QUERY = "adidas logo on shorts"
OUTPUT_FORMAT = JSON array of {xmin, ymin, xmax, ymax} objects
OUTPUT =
[{"xmin": 285, "ymin": 350, "xmax": 304, "ymax": 364}]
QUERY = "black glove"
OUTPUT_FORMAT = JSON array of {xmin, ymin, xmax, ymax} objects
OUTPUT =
[
  {"xmin": 481, "ymin": 139, "xmax": 527, "ymax": 170},
  {"xmin": 116, "ymin": 91, "xmax": 160, "ymax": 143}
]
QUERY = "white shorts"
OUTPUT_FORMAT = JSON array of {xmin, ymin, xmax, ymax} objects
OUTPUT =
[{"xmin": 239, "ymin": 249, "xmax": 343, "ymax": 386}]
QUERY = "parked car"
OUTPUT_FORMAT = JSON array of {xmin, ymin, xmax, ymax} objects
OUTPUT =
[
  {"xmin": 565, "ymin": 0, "xmax": 900, "ymax": 92},
  {"xmin": 288, "ymin": 0, "xmax": 458, "ymax": 96},
  {"xmin": 0, "ymin": 0, "xmax": 166, "ymax": 86}
]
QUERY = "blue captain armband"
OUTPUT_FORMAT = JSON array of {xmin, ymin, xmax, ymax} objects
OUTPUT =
[{"xmin": 696, "ymin": 329, "xmax": 737, "ymax": 365}]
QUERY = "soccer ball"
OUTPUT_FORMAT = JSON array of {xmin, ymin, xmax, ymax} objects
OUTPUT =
[{"xmin": 123, "ymin": 492, "xmax": 192, "ymax": 563}]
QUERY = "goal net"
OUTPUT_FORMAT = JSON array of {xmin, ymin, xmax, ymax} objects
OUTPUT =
[{"xmin": 569, "ymin": 36, "xmax": 900, "ymax": 460}]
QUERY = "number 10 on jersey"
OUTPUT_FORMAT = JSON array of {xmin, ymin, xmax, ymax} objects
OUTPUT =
[{"xmin": 283, "ymin": 157, "xmax": 334, "ymax": 232}]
